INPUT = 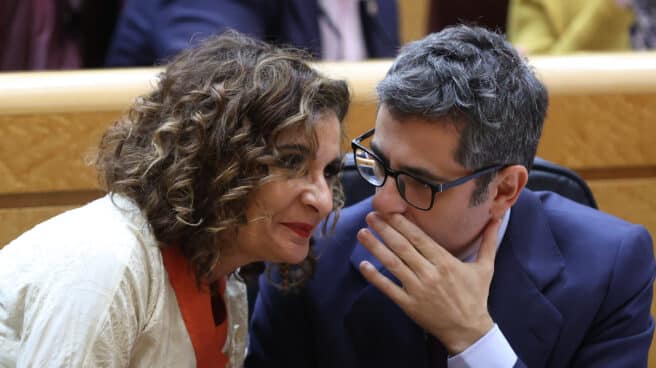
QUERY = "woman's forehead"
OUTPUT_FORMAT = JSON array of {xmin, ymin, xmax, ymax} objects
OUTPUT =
[{"xmin": 277, "ymin": 111, "xmax": 340, "ymax": 144}]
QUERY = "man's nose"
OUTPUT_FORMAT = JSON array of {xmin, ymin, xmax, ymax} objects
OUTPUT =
[{"xmin": 372, "ymin": 176, "xmax": 407, "ymax": 215}]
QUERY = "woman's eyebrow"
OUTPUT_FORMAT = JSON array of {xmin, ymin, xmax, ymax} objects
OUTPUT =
[
  {"xmin": 277, "ymin": 144, "xmax": 311, "ymax": 154},
  {"xmin": 326, "ymin": 155, "xmax": 344, "ymax": 168}
]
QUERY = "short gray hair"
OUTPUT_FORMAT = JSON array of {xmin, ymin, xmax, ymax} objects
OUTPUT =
[{"xmin": 377, "ymin": 25, "xmax": 548, "ymax": 204}]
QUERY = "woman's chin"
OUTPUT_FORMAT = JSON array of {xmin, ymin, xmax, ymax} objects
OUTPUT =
[{"xmin": 276, "ymin": 241, "xmax": 310, "ymax": 264}]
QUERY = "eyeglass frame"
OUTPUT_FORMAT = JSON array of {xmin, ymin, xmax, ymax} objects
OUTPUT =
[{"xmin": 351, "ymin": 128, "xmax": 505, "ymax": 211}]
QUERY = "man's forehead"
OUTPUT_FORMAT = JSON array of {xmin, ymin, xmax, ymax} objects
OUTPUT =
[
  {"xmin": 372, "ymin": 116, "xmax": 461, "ymax": 150},
  {"xmin": 371, "ymin": 111, "xmax": 465, "ymax": 179}
]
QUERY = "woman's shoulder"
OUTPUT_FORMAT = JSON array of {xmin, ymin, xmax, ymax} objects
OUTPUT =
[
  {"xmin": 0, "ymin": 195, "xmax": 177, "ymax": 365},
  {"xmin": 0, "ymin": 193, "xmax": 164, "ymax": 293}
]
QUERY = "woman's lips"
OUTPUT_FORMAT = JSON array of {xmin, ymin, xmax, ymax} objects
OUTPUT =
[{"xmin": 281, "ymin": 222, "xmax": 314, "ymax": 238}]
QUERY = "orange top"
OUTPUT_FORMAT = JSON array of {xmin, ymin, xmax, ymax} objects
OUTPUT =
[{"xmin": 161, "ymin": 245, "xmax": 229, "ymax": 368}]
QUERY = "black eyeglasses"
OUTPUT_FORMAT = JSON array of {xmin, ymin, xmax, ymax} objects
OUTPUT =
[{"xmin": 351, "ymin": 128, "xmax": 504, "ymax": 211}]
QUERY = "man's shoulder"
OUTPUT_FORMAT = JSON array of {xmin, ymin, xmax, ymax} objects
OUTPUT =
[
  {"xmin": 494, "ymin": 194, "xmax": 654, "ymax": 368},
  {"xmin": 531, "ymin": 190, "xmax": 647, "ymax": 241},
  {"xmin": 513, "ymin": 190, "xmax": 653, "ymax": 275}
]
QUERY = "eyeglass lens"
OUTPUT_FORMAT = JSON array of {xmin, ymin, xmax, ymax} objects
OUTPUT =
[{"xmin": 354, "ymin": 147, "xmax": 434, "ymax": 209}]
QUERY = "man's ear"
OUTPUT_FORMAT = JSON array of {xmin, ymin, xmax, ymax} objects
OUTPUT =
[{"xmin": 489, "ymin": 165, "xmax": 528, "ymax": 219}]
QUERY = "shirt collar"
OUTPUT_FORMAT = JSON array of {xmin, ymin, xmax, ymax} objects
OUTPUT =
[{"xmin": 459, "ymin": 208, "xmax": 511, "ymax": 262}]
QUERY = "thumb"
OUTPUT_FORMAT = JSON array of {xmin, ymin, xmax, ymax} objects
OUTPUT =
[{"xmin": 477, "ymin": 218, "xmax": 502, "ymax": 265}]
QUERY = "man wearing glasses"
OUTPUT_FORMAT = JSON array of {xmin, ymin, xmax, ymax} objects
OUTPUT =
[{"xmin": 246, "ymin": 25, "xmax": 655, "ymax": 367}]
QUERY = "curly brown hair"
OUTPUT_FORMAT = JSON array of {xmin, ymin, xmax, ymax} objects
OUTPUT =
[{"xmin": 95, "ymin": 31, "xmax": 350, "ymax": 287}]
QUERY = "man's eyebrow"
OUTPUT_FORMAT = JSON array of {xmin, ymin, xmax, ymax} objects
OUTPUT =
[{"xmin": 370, "ymin": 141, "xmax": 448, "ymax": 183}]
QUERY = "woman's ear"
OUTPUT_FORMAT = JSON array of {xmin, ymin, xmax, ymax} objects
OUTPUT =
[{"xmin": 489, "ymin": 165, "xmax": 528, "ymax": 219}]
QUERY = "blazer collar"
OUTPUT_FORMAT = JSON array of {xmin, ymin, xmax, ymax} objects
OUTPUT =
[
  {"xmin": 500, "ymin": 190, "xmax": 565, "ymax": 289},
  {"xmin": 344, "ymin": 199, "xmax": 429, "ymax": 366},
  {"xmin": 487, "ymin": 190, "xmax": 565, "ymax": 367},
  {"xmin": 344, "ymin": 262, "xmax": 432, "ymax": 367}
]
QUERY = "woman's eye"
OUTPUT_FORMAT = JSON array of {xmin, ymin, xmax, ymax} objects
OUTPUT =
[
  {"xmin": 323, "ymin": 163, "xmax": 343, "ymax": 182},
  {"xmin": 277, "ymin": 154, "xmax": 306, "ymax": 171}
]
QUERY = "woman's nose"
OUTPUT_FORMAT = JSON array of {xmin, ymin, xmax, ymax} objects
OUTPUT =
[{"xmin": 302, "ymin": 176, "xmax": 334, "ymax": 216}]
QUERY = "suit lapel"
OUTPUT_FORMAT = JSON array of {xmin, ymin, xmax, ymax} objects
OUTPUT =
[{"xmin": 490, "ymin": 191, "xmax": 565, "ymax": 368}]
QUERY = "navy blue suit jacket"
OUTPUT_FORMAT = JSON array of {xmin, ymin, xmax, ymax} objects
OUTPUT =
[
  {"xmin": 105, "ymin": 0, "xmax": 399, "ymax": 67},
  {"xmin": 247, "ymin": 190, "xmax": 655, "ymax": 367}
]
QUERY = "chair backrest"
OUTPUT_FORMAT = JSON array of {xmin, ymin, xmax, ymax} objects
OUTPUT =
[{"xmin": 341, "ymin": 153, "xmax": 598, "ymax": 209}]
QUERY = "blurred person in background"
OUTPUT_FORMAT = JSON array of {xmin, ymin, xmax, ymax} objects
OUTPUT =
[
  {"xmin": 427, "ymin": 0, "xmax": 510, "ymax": 34},
  {"xmin": 105, "ymin": 0, "xmax": 399, "ymax": 67},
  {"xmin": 624, "ymin": 0, "xmax": 656, "ymax": 49},
  {"xmin": 507, "ymin": 0, "xmax": 635, "ymax": 54},
  {"xmin": 0, "ymin": 0, "xmax": 121, "ymax": 70}
]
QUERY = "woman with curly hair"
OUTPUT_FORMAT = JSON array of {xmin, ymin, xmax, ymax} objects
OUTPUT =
[{"xmin": 0, "ymin": 32, "xmax": 349, "ymax": 367}]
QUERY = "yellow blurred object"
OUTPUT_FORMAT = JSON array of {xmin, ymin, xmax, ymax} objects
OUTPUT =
[{"xmin": 508, "ymin": 0, "xmax": 635, "ymax": 54}]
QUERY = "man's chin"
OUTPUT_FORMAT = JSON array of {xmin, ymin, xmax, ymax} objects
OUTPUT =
[{"xmin": 452, "ymin": 236, "xmax": 483, "ymax": 262}]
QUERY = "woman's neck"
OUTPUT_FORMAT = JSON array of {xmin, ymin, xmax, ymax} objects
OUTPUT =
[{"xmin": 212, "ymin": 242, "xmax": 255, "ymax": 279}]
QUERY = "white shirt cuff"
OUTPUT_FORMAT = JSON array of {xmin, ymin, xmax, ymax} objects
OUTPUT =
[{"xmin": 447, "ymin": 324, "xmax": 517, "ymax": 368}]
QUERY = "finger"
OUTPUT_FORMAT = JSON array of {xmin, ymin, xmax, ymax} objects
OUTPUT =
[
  {"xmin": 359, "ymin": 260, "xmax": 411, "ymax": 307},
  {"xmin": 476, "ymin": 218, "xmax": 502, "ymax": 266},
  {"xmin": 366, "ymin": 213, "xmax": 434, "ymax": 273},
  {"xmin": 385, "ymin": 212, "xmax": 454, "ymax": 264},
  {"xmin": 357, "ymin": 228, "xmax": 419, "ymax": 288}
]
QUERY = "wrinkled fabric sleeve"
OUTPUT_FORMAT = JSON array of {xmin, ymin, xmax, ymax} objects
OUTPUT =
[{"xmin": 14, "ymin": 244, "xmax": 151, "ymax": 367}]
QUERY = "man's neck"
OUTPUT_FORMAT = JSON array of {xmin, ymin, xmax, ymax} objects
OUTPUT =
[{"xmin": 457, "ymin": 209, "xmax": 511, "ymax": 262}]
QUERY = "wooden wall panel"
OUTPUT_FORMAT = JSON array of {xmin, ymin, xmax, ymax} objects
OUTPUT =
[
  {"xmin": 539, "ymin": 94, "xmax": 656, "ymax": 169},
  {"xmin": 588, "ymin": 178, "xmax": 656, "ymax": 236},
  {"xmin": 0, "ymin": 112, "xmax": 116, "ymax": 194},
  {"xmin": 0, "ymin": 205, "xmax": 78, "ymax": 247}
]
